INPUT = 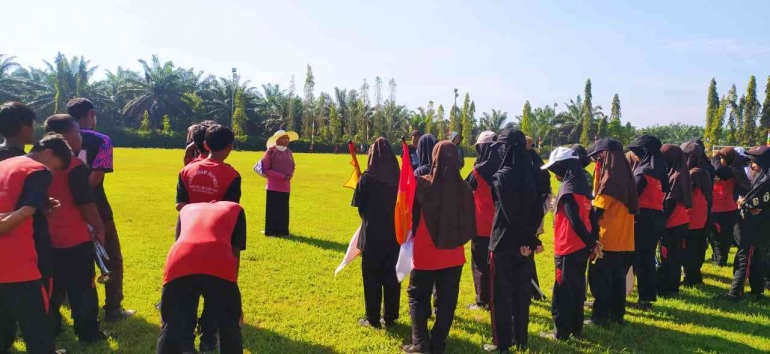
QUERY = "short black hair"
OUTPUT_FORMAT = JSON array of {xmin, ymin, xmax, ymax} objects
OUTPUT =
[
  {"xmin": 205, "ymin": 125, "xmax": 234, "ymax": 152},
  {"xmin": 44, "ymin": 114, "xmax": 78, "ymax": 135},
  {"xmin": 0, "ymin": 101, "xmax": 36, "ymax": 137},
  {"xmin": 30, "ymin": 134, "xmax": 73, "ymax": 169},
  {"xmin": 192, "ymin": 124, "xmax": 208, "ymax": 153},
  {"xmin": 66, "ymin": 98, "xmax": 95, "ymax": 120}
]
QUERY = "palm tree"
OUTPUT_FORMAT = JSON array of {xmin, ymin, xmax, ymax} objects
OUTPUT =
[
  {"xmin": 554, "ymin": 96, "xmax": 583, "ymax": 142},
  {"xmin": 121, "ymin": 55, "xmax": 194, "ymax": 129},
  {"xmin": 259, "ymin": 83, "xmax": 287, "ymax": 131},
  {"xmin": 91, "ymin": 67, "xmax": 141, "ymax": 126},
  {"xmin": 479, "ymin": 109, "xmax": 508, "ymax": 131},
  {"xmin": 23, "ymin": 53, "xmax": 104, "ymax": 117},
  {"xmin": 0, "ymin": 54, "xmax": 31, "ymax": 101},
  {"xmin": 409, "ymin": 108, "xmax": 428, "ymax": 134}
]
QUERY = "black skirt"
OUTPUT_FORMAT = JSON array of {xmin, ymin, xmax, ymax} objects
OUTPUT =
[{"xmin": 265, "ymin": 190, "xmax": 290, "ymax": 236}]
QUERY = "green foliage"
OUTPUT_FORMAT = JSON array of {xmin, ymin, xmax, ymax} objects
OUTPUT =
[
  {"xmin": 232, "ymin": 89, "xmax": 248, "ymax": 140},
  {"xmin": 436, "ymin": 104, "xmax": 447, "ymax": 140},
  {"xmin": 463, "ymin": 100, "xmax": 475, "ymax": 147},
  {"xmin": 624, "ymin": 121, "xmax": 635, "ymax": 144},
  {"xmin": 328, "ymin": 104, "xmax": 341, "ymax": 143},
  {"xmin": 760, "ymin": 76, "xmax": 770, "ymax": 135},
  {"xmin": 449, "ymin": 103, "xmax": 460, "ymax": 135},
  {"xmin": 424, "ymin": 101, "xmax": 436, "ymax": 136},
  {"xmin": 580, "ymin": 78, "xmax": 595, "ymax": 145},
  {"xmin": 479, "ymin": 109, "xmax": 508, "ymax": 132},
  {"xmin": 638, "ymin": 123, "xmax": 704, "ymax": 144},
  {"xmin": 140, "ymin": 110, "xmax": 151, "ymax": 131},
  {"xmin": 302, "ymin": 64, "xmax": 315, "ymax": 136},
  {"xmin": 519, "ymin": 100, "xmax": 534, "ymax": 137},
  {"xmin": 161, "ymin": 114, "xmax": 172, "ymax": 133},
  {"xmin": 739, "ymin": 76, "xmax": 759, "ymax": 146},
  {"xmin": 597, "ymin": 116, "xmax": 608, "ymax": 138}
]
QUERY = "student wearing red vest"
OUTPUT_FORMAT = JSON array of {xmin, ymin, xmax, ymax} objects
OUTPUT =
[
  {"xmin": 44, "ymin": 115, "xmax": 110, "ymax": 342},
  {"xmin": 541, "ymin": 147, "xmax": 600, "ymax": 340},
  {"xmin": 177, "ymin": 125, "xmax": 241, "ymax": 210},
  {"xmin": 711, "ymin": 148, "xmax": 751, "ymax": 266},
  {"xmin": 486, "ymin": 130, "xmax": 544, "ymax": 353},
  {"xmin": 158, "ymin": 201, "xmax": 246, "ymax": 354},
  {"xmin": 681, "ymin": 142, "xmax": 713, "ymax": 286},
  {"xmin": 465, "ymin": 131, "xmax": 497, "ymax": 310},
  {"xmin": 0, "ymin": 134, "xmax": 72, "ymax": 354},
  {"xmin": 658, "ymin": 145, "xmax": 692, "ymax": 297},
  {"xmin": 403, "ymin": 142, "xmax": 475, "ymax": 354},
  {"xmin": 627, "ymin": 135, "xmax": 668, "ymax": 309}
]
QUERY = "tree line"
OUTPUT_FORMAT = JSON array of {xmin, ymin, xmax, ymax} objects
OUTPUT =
[{"xmin": 2, "ymin": 53, "xmax": 764, "ymax": 151}]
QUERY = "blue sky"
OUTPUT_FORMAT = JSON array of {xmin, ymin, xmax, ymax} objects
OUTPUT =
[{"xmin": 6, "ymin": 0, "xmax": 769, "ymax": 127}]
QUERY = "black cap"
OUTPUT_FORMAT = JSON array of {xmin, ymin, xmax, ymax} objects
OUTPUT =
[
  {"xmin": 410, "ymin": 130, "xmax": 422, "ymax": 137},
  {"xmin": 587, "ymin": 138, "xmax": 623, "ymax": 157},
  {"xmin": 746, "ymin": 145, "xmax": 769, "ymax": 157},
  {"xmin": 627, "ymin": 134, "xmax": 662, "ymax": 151}
]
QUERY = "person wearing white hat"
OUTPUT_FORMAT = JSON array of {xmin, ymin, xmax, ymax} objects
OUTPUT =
[{"xmin": 255, "ymin": 130, "xmax": 298, "ymax": 236}]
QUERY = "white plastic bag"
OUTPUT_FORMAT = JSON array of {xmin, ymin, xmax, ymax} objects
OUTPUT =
[
  {"xmin": 334, "ymin": 226, "xmax": 361, "ymax": 276},
  {"xmin": 395, "ymin": 232, "xmax": 414, "ymax": 282}
]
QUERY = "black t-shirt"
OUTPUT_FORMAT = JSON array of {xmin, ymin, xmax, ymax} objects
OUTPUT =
[
  {"xmin": 18, "ymin": 170, "xmax": 55, "ymax": 278},
  {"xmin": 0, "ymin": 146, "xmax": 26, "ymax": 161},
  {"xmin": 352, "ymin": 174, "xmax": 399, "ymax": 255},
  {"xmin": 70, "ymin": 164, "xmax": 96, "ymax": 205}
]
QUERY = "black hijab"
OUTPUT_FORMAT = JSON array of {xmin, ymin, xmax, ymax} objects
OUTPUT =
[
  {"xmin": 475, "ymin": 138, "xmax": 504, "ymax": 185},
  {"xmin": 588, "ymin": 138, "xmax": 639, "ymax": 214},
  {"xmin": 628, "ymin": 134, "xmax": 669, "ymax": 191},
  {"xmin": 681, "ymin": 141, "xmax": 713, "ymax": 201},
  {"xmin": 528, "ymin": 149, "xmax": 552, "ymax": 195},
  {"xmin": 492, "ymin": 129, "xmax": 543, "ymax": 231},
  {"xmin": 661, "ymin": 144, "xmax": 693, "ymax": 208},
  {"xmin": 746, "ymin": 146, "xmax": 770, "ymax": 190},
  {"xmin": 693, "ymin": 139, "xmax": 715, "ymax": 179},
  {"xmin": 364, "ymin": 137, "xmax": 399, "ymax": 187},
  {"xmin": 571, "ymin": 144, "xmax": 591, "ymax": 168},
  {"xmin": 414, "ymin": 134, "xmax": 437, "ymax": 177},
  {"xmin": 548, "ymin": 153, "xmax": 592, "ymax": 209}
]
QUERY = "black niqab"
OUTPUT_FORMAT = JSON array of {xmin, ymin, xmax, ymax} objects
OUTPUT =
[
  {"xmin": 414, "ymin": 134, "xmax": 437, "ymax": 177},
  {"xmin": 628, "ymin": 134, "xmax": 668, "ymax": 191}
]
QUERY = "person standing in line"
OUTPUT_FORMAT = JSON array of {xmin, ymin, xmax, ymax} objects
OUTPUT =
[
  {"xmin": 657, "ymin": 144, "xmax": 691, "ymax": 297},
  {"xmin": 409, "ymin": 130, "xmax": 422, "ymax": 171},
  {"xmin": 0, "ymin": 134, "xmax": 73, "ymax": 354},
  {"xmin": 571, "ymin": 144, "xmax": 595, "ymax": 190},
  {"xmin": 183, "ymin": 124, "xmax": 201, "ymax": 166},
  {"xmin": 259, "ymin": 130, "xmax": 297, "ymax": 237},
  {"xmin": 710, "ymin": 148, "xmax": 751, "ymax": 266},
  {"xmin": 465, "ymin": 131, "xmax": 497, "ymax": 310},
  {"xmin": 0, "ymin": 102, "xmax": 57, "ymax": 352},
  {"xmin": 526, "ymin": 137, "xmax": 550, "ymax": 301},
  {"xmin": 414, "ymin": 134, "xmax": 438, "ymax": 177},
  {"xmin": 626, "ymin": 135, "xmax": 668, "ymax": 310},
  {"xmin": 681, "ymin": 141, "xmax": 712, "ymax": 285},
  {"xmin": 541, "ymin": 147, "xmax": 600, "ymax": 341},
  {"xmin": 485, "ymin": 129, "xmax": 544, "ymax": 353},
  {"xmin": 586, "ymin": 138, "xmax": 638, "ymax": 326},
  {"xmin": 157, "ymin": 201, "xmax": 246, "ymax": 354},
  {"xmin": 43, "ymin": 115, "xmax": 110, "ymax": 343},
  {"xmin": 353, "ymin": 138, "xmax": 401, "ymax": 329},
  {"xmin": 403, "ymin": 142, "xmax": 475, "ymax": 354},
  {"xmin": 67, "ymin": 98, "xmax": 134, "ymax": 321},
  {"xmin": 450, "ymin": 132, "xmax": 465, "ymax": 170},
  {"xmin": 725, "ymin": 146, "xmax": 770, "ymax": 301}
]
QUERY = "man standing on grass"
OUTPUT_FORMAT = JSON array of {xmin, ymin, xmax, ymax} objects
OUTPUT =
[
  {"xmin": 66, "ymin": 98, "xmax": 135, "ymax": 322},
  {"xmin": 157, "ymin": 201, "xmax": 246, "ymax": 354}
]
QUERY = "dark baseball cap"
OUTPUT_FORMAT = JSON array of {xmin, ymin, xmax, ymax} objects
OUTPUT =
[{"xmin": 587, "ymin": 137, "xmax": 624, "ymax": 157}]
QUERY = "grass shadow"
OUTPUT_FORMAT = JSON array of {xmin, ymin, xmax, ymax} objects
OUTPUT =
[
  {"xmin": 46, "ymin": 308, "xmax": 161, "ymax": 353},
  {"xmin": 242, "ymin": 324, "xmax": 338, "ymax": 353},
  {"xmin": 284, "ymin": 233, "xmax": 349, "ymax": 253}
]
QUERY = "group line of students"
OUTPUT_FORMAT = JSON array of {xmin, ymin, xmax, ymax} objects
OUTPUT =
[{"xmin": 353, "ymin": 130, "xmax": 770, "ymax": 354}]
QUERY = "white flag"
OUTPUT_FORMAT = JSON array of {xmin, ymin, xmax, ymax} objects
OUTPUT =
[
  {"xmin": 395, "ymin": 232, "xmax": 414, "ymax": 282},
  {"xmin": 334, "ymin": 226, "xmax": 362, "ymax": 276}
]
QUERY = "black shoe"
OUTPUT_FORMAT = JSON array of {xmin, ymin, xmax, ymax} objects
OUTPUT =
[
  {"xmin": 723, "ymin": 293, "xmax": 740, "ymax": 302},
  {"xmin": 750, "ymin": 293, "xmax": 764, "ymax": 302},
  {"xmin": 358, "ymin": 318, "xmax": 381, "ymax": 329},
  {"xmin": 104, "ymin": 308, "xmax": 135, "ymax": 322},
  {"xmin": 380, "ymin": 318, "xmax": 396, "ymax": 328},
  {"xmin": 199, "ymin": 341, "xmax": 218, "ymax": 353},
  {"xmin": 79, "ymin": 330, "xmax": 110, "ymax": 344},
  {"xmin": 402, "ymin": 344, "xmax": 430, "ymax": 353},
  {"xmin": 634, "ymin": 301, "xmax": 653, "ymax": 311}
]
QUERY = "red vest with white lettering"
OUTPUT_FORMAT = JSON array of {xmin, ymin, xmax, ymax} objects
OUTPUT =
[
  {"xmin": 638, "ymin": 175, "xmax": 664, "ymax": 211},
  {"xmin": 163, "ymin": 201, "xmax": 242, "ymax": 284},
  {"xmin": 472, "ymin": 169, "xmax": 494, "ymax": 237},
  {"xmin": 48, "ymin": 159, "xmax": 91, "ymax": 248},
  {"xmin": 554, "ymin": 194, "xmax": 592, "ymax": 256},
  {"xmin": 0, "ymin": 157, "xmax": 45, "ymax": 283},
  {"xmin": 180, "ymin": 159, "xmax": 239, "ymax": 203}
]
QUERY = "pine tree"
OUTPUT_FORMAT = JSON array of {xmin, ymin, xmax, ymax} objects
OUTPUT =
[
  {"xmin": 760, "ymin": 76, "xmax": 770, "ymax": 139},
  {"xmin": 232, "ymin": 90, "xmax": 248, "ymax": 141},
  {"xmin": 140, "ymin": 110, "xmax": 151, "ymax": 131},
  {"xmin": 461, "ymin": 93, "xmax": 473, "ymax": 146},
  {"xmin": 740, "ymin": 76, "xmax": 759, "ymax": 146},
  {"xmin": 520, "ymin": 101, "xmax": 534, "ymax": 137},
  {"xmin": 726, "ymin": 84, "xmax": 739, "ymax": 145},
  {"xmin": 302, "ymin": 65, "xmax": 315, "ymax": 136},
  {"xmin": 736, "ymin": 95, "xmax": 746, "ymax": 144},
  {"xmin": 464, "ymin": 100, "xmax": 476, "ymax": 146},
  {"xmin": 425, "ymin": 101, "xmax": 435, "ymax": 136},
  {"xmin": 710, "ymin": 98, "xmax": 727, "ymax": 148},
  {"xmin": 597, "ymin": 116, "xmax": 608, "ymax": 138},
  {"xmin": 449, "ymin": 104, "xmax": 460, "ymax": 135},
  {"xmin": 162, "ymin": 115, "xmax": 172, "ymax": 134},
  {"xmin": 329, "ymin": 104, "xmax": 341, "ymax": 144},
  {"xmin": 704, "ymin": 78, "xmax": 719, "ymax": 150},
  {"xmin": 437, "ymin": 104, "xmax": 447, "ymax": 140},
  {"xmin": 579, "ymin": 79, "xmax": 594, "ymax": 145},
  {"xmin": 359, "ymin": 79, "xmax": 370, "ymax": 141},
  {"xmin": 606, "ymin": 94, "xmax": 623, "ymax": 140},
  {"xmin": 287, "ymin": 75, "xmax": 297, "ymax": 131}
]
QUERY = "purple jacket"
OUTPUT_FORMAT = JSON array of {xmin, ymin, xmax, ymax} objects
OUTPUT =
[{"xmin": 261, "ymin": 147, "xmax": 295, "ymax": 193}]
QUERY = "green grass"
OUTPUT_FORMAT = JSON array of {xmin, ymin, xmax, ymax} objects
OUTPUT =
[{"xmin": 11, "ymin": 148, "xmax": 770, "ymax": 353}]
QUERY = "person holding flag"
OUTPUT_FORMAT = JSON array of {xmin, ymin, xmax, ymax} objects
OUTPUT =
[
  {"xmin": 352, "ymin": 138, "xmax": 400, "ymax": 329},
  {"xmin": 465, "ymin": 131, "xmax": 497, "ymax": 310}
]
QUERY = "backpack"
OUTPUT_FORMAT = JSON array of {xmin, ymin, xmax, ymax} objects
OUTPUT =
[{"xmin": 253, "ymin": 148, "xmax": 274, "ymax": 178}]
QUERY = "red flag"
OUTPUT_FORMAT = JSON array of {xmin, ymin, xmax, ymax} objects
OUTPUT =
[
  {"xmin": 343, "ymin": 141, "xmax": 361, "ymax": 189},
  {"xmin": 395, "ymin": 140, "xmax": 416, "ymax": 245}
]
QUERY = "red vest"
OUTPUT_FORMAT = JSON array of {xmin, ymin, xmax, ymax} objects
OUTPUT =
[
  {"xmin": 179, "ymin": 159, "xmax": 239, "ymax": 203},
  {"xmin": 638, "ymin": 175, "xmax": 664, "ymax": 211},
  {"xmin": 48, "ymin": 159, "xmax": 91, "ymax": 248},
  {"xmin": 164, "ymin": 201, "xmax": 242, "ymax": 284},
  {"xmin": 688, "ymin": 188, "xmax": 708, "ymax": 230},
  {"xmin": 712, "ymin": 179, "xmax": 738, "ymax": 213},
  {"xmin": 0, "ymin": 157, "xmax": 45, "ymax": 283},
  {"xmin": 412, "ymin": 215, "xmax": 465, "ymax": 271},
  {"xmin": 472, "ymin": 169, "xmax": 494, "ymax": 237},
  {"xmin": 666, "ymin": 202, "xmax": 689, "ymax": 228},
  {"xmin": 554, "ymin": 194, "xmax": 592, "ymax": 256}
]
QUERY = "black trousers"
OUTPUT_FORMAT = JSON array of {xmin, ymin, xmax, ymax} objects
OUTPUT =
[
  {"xmin": 657, "ymin": 225, "xmax": 685, "ymax": 296},
  {"xmin": 2, "ymin": 274, "xmax": 51, "ymax": 353},
  {"xmin": 50, "ymin": 242, "xmax": 100, "ymax": 341},
  {"xmin": 552, "ymin": 248, "xmax": 589, "ymax": 339},
  {"xmin": 471, "ymin": 237, "xmax": 491, "ymax": 306},
  {"xmin": 682, "ymin": 228, "xmax": 708, "ymax": 285},
  {"xmin": 102, "ymin": 220, "xmax": 124, "ymax": 312},
  {"xmin": 0, "ymin": 279, "xmax": 55, "ymax": 354},
  {"xmin": 264, "ymin": 191, "xmax": 290, "ymax": 236},
  {"xmin": 361, "ymin": 251, "xmax": 400, "ymax": 325},
  {"xmin": 490, "ymin": 251, "xmax": 532, "ymax": 350},
  {"xmin": 711, "ymin": 211, "xmax": 737, "ymax": 266},
  {"xmin": 589, "ymin": 251, "xmax": 628, "ymax": 324},
  {"xmin": 157, "ymin": 275, "xmax": 242, "ymax": 354},
  {"xmin": 635, "ymin": 209, "xmax": 663, "ymax": 302},
  {"xmin": 407, "ymin": 266, "xmax": 462, "ymax": 353},
  {"xmin": 729, "ymin": 244, "xmax": 767, "ymax": 297}
]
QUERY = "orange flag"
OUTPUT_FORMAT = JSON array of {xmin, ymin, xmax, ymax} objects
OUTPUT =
[
  {"xmin": 395, "ymin": 140, "xmax": 416, "ymax": 245},
  {"xmin": 343, "ymin": 141, "xmax": 361, "ymax": 189}
]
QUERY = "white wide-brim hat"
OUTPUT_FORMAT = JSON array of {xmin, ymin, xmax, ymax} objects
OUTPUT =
[
  {"xmin": 541, "ymin": 146, "xmax": 578, "ymax": 170},
  {"xmin": 266, "ymin": 130, "xmax": 299, "ymax": 149}
]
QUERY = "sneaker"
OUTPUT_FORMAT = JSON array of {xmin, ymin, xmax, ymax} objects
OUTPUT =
[
  {"xmin": 402, "ymin": 344, "xmax": 430, "ymax": 353},
  {"xmin": 539, "ymin": 332, "xmax": 557, "ymax": 340},
  {"xmin": 104, "ymin": 308, "xmax": 136, "ymax": 322},
  {"xmin": 55, "ymin": 350, "xmax": 67, "ymax": 354},
  {"xmin": 468, "ymin": 303, "xmax": 489, "ymax": 311},
  {"xmin": 722, "ymin": 293, "xmax": 740, "ymax": 302},
  {"xmin": 358, "ymin": 318, "xmax": 381, "ymax": 329}
]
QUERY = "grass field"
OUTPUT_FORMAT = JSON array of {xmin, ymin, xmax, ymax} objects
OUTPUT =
[{"xmin": 11, "ymin": 148, "xmax": 770, "ymax": 353}]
